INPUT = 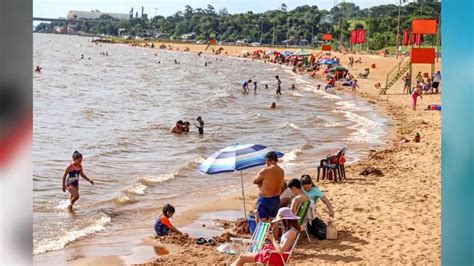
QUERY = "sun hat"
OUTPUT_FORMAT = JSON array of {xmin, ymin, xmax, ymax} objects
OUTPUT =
[{"xmin": 271, "ymin": 207, "xmax": 299, "ymax": 223}]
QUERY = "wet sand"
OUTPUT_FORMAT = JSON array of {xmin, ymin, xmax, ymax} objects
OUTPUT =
[{"xmin": 70, "ymin": 42, "xmax": 441, "ymax": 265}]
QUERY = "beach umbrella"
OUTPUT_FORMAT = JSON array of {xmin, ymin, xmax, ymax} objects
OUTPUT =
[
  {"xmin": 292, "ymin": 49, "xmax": 312, "ymax": 56},
  {"xmin": 319, "ymin": 59, "xmax": 339, "ymax": 65},
  {"xmin": 329, "ymin": 66, "xmax": 348, "ymax": 72},
  {"xmin": 198, "ymin": 144, "xmax": 284, "ymax": 219}
]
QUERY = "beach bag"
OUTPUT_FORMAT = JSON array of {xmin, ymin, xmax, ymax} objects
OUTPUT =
[{"xmin": 307, "ymin": 217, "xmax": 326, "ymax": 240}]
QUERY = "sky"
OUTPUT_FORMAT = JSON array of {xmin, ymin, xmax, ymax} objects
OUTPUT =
[{"xmin": 33, "ymin": 0, "xmax": 401, "ymax": 19}]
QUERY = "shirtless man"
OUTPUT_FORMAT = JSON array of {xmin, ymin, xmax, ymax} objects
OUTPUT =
[
  {"xmin": 170, "ymin": 120, "xmax": 184, "ymax": 133},
  {"xmin": 253, "ymin": 151, "xmax": 284, "ymax": 222}
]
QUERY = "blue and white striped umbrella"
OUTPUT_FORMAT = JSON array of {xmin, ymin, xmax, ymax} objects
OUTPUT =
[
  {"xmin": 318, "ymin": 59, "xmax": 339, "ymax": 65},
  {"xmin": 198, "ymin": 144, "xmax": 284, "ymax": 174},
  {"xmin": 198, "ymin": 144, "xmax": 284, "ymax": 219}
]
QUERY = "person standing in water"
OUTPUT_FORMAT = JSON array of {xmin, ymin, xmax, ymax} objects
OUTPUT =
[
  {"xmin": 242, "ymin": 79, "xmax": 252, "ymax": 94},
  {"xmin": 275, "ymin": 75, "xmax": 282, "ymax": 95},
  {"xmin": 253, "ymin": 81, "xmax": 258, "ymax": 94},
  {"xmin": 62, "ymin": 151, "xmax": 94, "ymax": 210},
  {"xmin": 194, "ymin": 116, "xmax": 204, "ymax": 134}
]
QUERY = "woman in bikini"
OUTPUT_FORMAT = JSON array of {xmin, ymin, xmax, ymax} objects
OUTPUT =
[{"xmin": 62, "ymin": 151, "xmax": 94, "ymax": 210}]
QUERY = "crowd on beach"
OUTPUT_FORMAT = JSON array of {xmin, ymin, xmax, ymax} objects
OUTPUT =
[{"xmin": 53, "ymin": 39, "xmax": 442, "ymax": 264}]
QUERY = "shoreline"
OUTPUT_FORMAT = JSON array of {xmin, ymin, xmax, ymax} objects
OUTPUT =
[{"xmin": 64, "ymin": 40, "xmax": 440, "ymax": 264}]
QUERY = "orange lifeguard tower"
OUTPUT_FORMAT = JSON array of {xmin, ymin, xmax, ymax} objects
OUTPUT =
[{"xmin": 380, "ymin": 19, "xmax": 438, "ymax": 94}]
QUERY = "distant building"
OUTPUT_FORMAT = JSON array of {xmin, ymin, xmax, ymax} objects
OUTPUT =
[
  {"xmin": 66, "ymin": 10, "xmax": 130, "ymax": 20},
  {"xmin": 181, "ymin": 32, "xmax": 196, "ymax": 40}
]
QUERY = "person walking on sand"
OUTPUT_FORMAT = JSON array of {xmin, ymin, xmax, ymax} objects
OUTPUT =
[
  {"xmin": 253, "ymin": 152, "xmax": 284, "ymax": 223},
  {"xmin": 275, "ymin": 75, "xmax": 282, "ymax": 95},
  {"xmin": 402, "ymin": 73, "xmax": 411, "ymax": 94},
  {"xmin": 62, "ymin": 151, "xmax": 94, "ymax": 210},
  {"xmin": 351, "ymin": 79, "xmax": 359, "ymax": 93},
  {"xmin": 432, "ymin": 71, "xmax": 441, "ymax": 94},
  {"xmin": 411, "ymin": 87, "xmax": 422, "ymax": 111}
]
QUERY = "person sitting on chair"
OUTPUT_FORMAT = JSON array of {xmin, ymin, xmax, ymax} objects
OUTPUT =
[
  {"xmin": 300, "ymin": 175, "xmax": 334, "ymax": 220},
  {"xmin": 279, "ymin": 181, "xmax": 293, "ymax": 208},
  {"xmin": 230, "ymin": 207, "xmax": 301, "ymax": 266},
  {"xmin": 287, "ymin": 178, "xmax": 309, "ymax": 215}
]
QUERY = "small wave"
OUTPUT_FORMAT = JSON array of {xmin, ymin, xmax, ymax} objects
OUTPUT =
[
  {"xmin": 55, "ymin": 199, "xmax": 71, "ymax": 210},
  {"xmin": 137, "ymin": 172, "xmax": 178, "ymax": 186},
  {"xmin": 123, "ymin": 183, "xmax": 147, "ymax": 196},
  {"xmin": 292, "ymin": 92, "xmax": 304, "ymax": 97},
  {"xmin": 301, "ymin": 143, "xmax": 314, "ymax": 150},
  {"xmin": 335, "ymin": 110, "xmax": 382, "ymax": 143},
  {"xmin": 113, "ymin": 195, "xmax": 137, "ymax": 205},
  {"xmin": 281, "ymin": 148, "xmax": 302, "ymax": 164},
  {"xmin": 287, "ymin": 123, "xmax": 301, "ymax": 131},
  {"xmin": 33, "ymin": 212, "xmax": 111, "ymax": 255},
  {"xmin": 324, "ymin": 121, "xmax": 344, "ymax": 128}
]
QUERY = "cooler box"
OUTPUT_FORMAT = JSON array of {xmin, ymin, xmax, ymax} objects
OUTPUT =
[{"xmin": 247, "ymin": 215, "xmax": 256, "ymax": 235}]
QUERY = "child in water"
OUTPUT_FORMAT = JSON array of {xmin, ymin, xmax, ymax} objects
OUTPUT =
[
  {"xmin": 194, "ymin": 116, "xmax": 204, "ymax": 134},
  {"xmin": 154, "ymin": 204, "xmax": 188, "ymax": 237},
  {"xmin": 62, "ymin": 151, "xmax": 94, "ymax": 209}
]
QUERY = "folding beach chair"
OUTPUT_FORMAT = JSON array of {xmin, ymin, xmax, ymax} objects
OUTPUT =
[
  {"xmin": 296, "ymin": 200, "xmax": 313, "ymax": 242},
  {"xmin": 258, "ymin": 232, "xmax": 301, "ymax": 266},
  {"xmin": 217, "ymin": 222, "xmax": 271, "ymax": 256}
]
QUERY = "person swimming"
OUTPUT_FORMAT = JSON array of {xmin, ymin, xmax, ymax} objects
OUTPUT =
[
  {"xmin": 62, "ymin": 151, "xmax": 94, "ymax": 210},
  {"xmin": 194, "ymin": 116, "xmax": 204, "ymax": 134},
  {"xmin": 81, "ymin": 54, "xmax": 84, "ymax": 59},
  {"xmin": 170, "ymin": 120, "xmax": 184, "ymax": 134},
  {"xmin": 290, "ymin": 84, "xmax": 296, "ymax": 90},
  {"xmin": 34, "ymin": 66, "xmax": 42, "ymax": 73},
  {"xmin": 183, "ymin": 121, "xmax": 190, "ymax": 132},
  {"xmin": 270, "ymin": 102, "xmax": 276, "ymax": 109}
]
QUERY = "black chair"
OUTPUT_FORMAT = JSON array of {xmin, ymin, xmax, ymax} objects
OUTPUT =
[{"xmin": 317, "ymin": 147, "xmax": 347, "ymax": 182}]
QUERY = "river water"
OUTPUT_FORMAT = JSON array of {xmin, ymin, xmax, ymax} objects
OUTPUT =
[{"xmin": 33, "ymin": 33, "xmax": 389, "ymax": 262}]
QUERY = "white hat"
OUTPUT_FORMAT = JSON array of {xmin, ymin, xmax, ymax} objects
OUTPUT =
[{"xmin": 271, "ymin": 207, "xmax": 299, "ymax": 223}]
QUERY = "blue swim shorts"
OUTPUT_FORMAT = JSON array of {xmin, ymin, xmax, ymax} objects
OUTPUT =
[{"xmin": 256, "ymin": 196, "xmax": 280, "ymax": 219}]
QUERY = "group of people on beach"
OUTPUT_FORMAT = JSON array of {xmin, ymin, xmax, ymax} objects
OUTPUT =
[
  {"xmin": 170, "ymin": 117, "xmax": 204, "ymax": 134},
  {"xmin": 402, "ymin": 71, "xmax": 441, "ymax": 110},
  {"xmin": 230, "ymin": 151, "xmax": 334, "ymax": 265}
]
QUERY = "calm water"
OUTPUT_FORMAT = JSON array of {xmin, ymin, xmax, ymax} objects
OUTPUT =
[{"xmin": 33, "ymin": 33, "xmax": 389, "ymax": 260}]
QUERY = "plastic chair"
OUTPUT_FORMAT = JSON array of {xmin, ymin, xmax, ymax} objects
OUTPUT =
[{"xmin": 317, "ymin": 147, "xmax": 347, "ymax": 182}]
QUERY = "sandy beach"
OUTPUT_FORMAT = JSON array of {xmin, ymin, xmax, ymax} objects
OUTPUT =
[{"xmin": 65, "ymin": 41, "xmax": 441, "ymax": 265}]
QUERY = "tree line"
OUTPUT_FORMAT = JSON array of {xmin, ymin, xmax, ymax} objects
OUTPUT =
[{"xmin": 35, "ymin": 1, "xmax": 440, "ymax": 51}]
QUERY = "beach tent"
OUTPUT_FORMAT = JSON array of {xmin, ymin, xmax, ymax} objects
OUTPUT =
[
  {"xmin": 265, "ymin": 50, "xmax": 275, "ymax": 55},
  {"xmin": 198, "ymin": 144, "xmax": 284, "ymax": 219},
  {"xmin": 293, "ymin": 49, "xmax": 312, "ymax": 56},
  {"xmin": 280, "ymin": 51, "xmax": 293, "ymax": 57}
]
